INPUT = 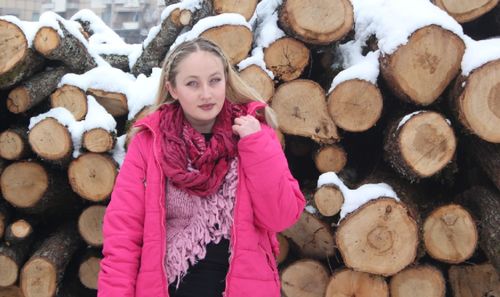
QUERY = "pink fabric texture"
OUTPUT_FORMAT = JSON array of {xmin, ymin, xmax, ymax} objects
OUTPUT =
[
  {"xmin": 165, "ymin": 158, "xmax": 238, "ymax": 285},
  {"xmin": 98, "ymin": 101, "xmax": 306, "ymax": 297}
]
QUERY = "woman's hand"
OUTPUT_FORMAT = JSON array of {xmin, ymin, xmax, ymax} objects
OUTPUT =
[{"xmin": 232, "ymin": 115, "xmax": 261, "ymax": 138}]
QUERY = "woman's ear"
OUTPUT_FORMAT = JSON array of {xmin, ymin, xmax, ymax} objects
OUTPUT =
[{"xmin": 165, "ymin": 82, "xmax": 178, "ymax": 100}]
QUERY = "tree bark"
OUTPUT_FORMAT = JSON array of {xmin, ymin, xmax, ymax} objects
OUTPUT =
[
  {"xmin": 50, "ymin": 84, "xmax": 88, "ymax": 121},
  {"xmin": 384, "ymin": 111, "xmax": 457, "ymax": 182},
  {"xmin": 78, "ymin": 205, "xmax": 105, "ymax": 247},
  {"xmin": 68, "ymin": 153, "xmax": 118, "ymax": 202},
  {"xmin": 28, "ymin": 117, "xmax": 73, "ymax": 167},
  {"xmin": 450, "ymin": 59, "xmax": 500, "ymax": 143},
  {"xmin": 0, "ymin": 126, "xmax": 31, "ymax": 160},
  {"xmin": 20, "ymin": 223, "xmax": 82, "ymax": 297},
  {"xmin": 0, "ymin": 19, "xmax": 45, "ymax": 90},
  {"xmin": 264, "ymin": 37, "xmax": 310, "ymax": 81},
  {"xmin": 271, "ymin": 79, "xmax": 339, "ymax": 144},
  {"xmin": 463, "ymin": 135, "xmax": 500, "ymax": 193},
  {"xmin": 325, "ymin": 268, "xmax": 389, "ymax": 297},
  {"xmin": 278, "ymin": 0, "xmax": 354, "ymax": 45},
  {"xmin": 432, "ymin": 0, "xmax": 499, "ymax": 23},
  {"xmin": 336, "ymin": 198, "xmax": 419, "ymax": 276},
  {"xmin": 389, "ymin": 265, "xmax": 445, "ymax": 297},
  {"xmin": 281, "ymin": 259, "xmax": 330, "ymax": 297},
  {"xmin": 448, "ymin": 263, "xmax": 500, "ymax": 297},
  {"xmin": 380, "ymin": 25, "xmax": 465, "ymax": 106},
  {"xmin": 327, "ymin": 79, "xmax": 383, "ymax": 132},
  {"xmin": 0, "ymin": 195, "xmax": 11, "ymax": 240},
  {"xmin": 0, "ymin": 235, "xmax": 33, "ymax": 286},
  {"xmin": 423, "ymin": 204, "xmax": 478, "ymax": 264},
  {"xmin": 7, "ymin": 66, "xmax": 68, "ymax": 114},
  {"xmin": 34, "ymin": 22, "xmax": 97, "ymax": 73},
  {"xmin": 456, "ymin": 187, "xmax": 500, "ymax": 273}
]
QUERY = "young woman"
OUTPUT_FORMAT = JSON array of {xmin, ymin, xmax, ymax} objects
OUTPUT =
[{"xmin": 98, "ymin": 38, "xmax": 305, "ymax": 297}]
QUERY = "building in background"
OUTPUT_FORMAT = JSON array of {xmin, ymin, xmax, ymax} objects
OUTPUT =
[{"xmin": 0, "ymin": 0, "xmax": 167, "ymax": 43}]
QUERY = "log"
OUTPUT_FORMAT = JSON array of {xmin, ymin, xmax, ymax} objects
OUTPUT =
[
  {"xmin": 423, "ymin": 204, "xmax": 478, "ymax": 264},
  {"xmin": 86, "ymin": 88, "xmax": 128, "ymax": 117},
  {"xmin": 28, "ymin": 117, "xmax": 73, "ymax": 167},
  {"xmin": 34, "ymin": 22, "xmax": 97, "ymax": 73},
  {"xmin": 281, "ymin": 259, "xmax": 329, "ymax": 297},
  {"xmin": 281, "ymin": 211, "xmax": 335, "ymax": 259},
  {"xmin": 433, "ymin": 0, "xmax": 499, "ymax": 23},
  {"xmin": 463, "ymin": 136, "xmax": 500, "ymax": 193},
  {"xmin": 313, "ymin": 144, "xmax": 347, "ymax": 173},
  {"xmin": 0, "ymin": 238, "xmax": 33, "ymax": 287},
  {"xmin": 456, "ymin": 187, "xmax": 500, "ymax": 272},
  {"xmin": 68, "ymin": 153, "xmax": 118, "ymax": 202},
  {"xmin": 0, "ymin": 197, "xmax": 11, "ymax": 240},
  {"xmin": 6, "ymin": 66, "xmax": 68, "ymax": 114},
  {"xmin": 200, "ymin": 24, "xmax": 253, "ymax": 65},
  {"xmin": 327, "ymin": 79, "xmax": 383, "ymax": 132},
  {"xmin": 451, "ymin": 59, "xmax": 500, "ymax": 143},
  {"xmin": 0, "ymin": 161, "xmax": 76, "ymax": 214},
  {"xmin": 380, "ymin": 25, "xmax": 465, "ymax": 106},
  {"xmin": 325, "ymin": 269, "xmax": 389, "ymax": 297},
  {"xmin": 4, "ymin": 219, "xmax": 34, "ymax": 246},
  {"xmin": 239, "ymin": 65, "xmax": 274, "ymax": 102},
  {"xmin": 336, "ymin": 198, "xmax": 419, "ymax": 276},
  {"xmin": 389, "ymin": 265, "xmax": 446, "ymax": 297},
  {"xmin": 0, "ymin": 126, "xmax": 31, "ymax": 160},
  {"xmin": 313, "ymin": 184, "xmax": 344, "ymax": 217},
  {"xmin": 0, "ymin": 19, "xmax": 45, "ymax": 90},
  {"xmin": 278, "ymin": 0, "xmax": 354, "ymax": 45},
  {"xmin": 20, "ymin": 224, "xmax": 81, "ymax": 297},
  {"xmin": 384, "ymin": 111, "xmax": 456, "ymax": 182},
  {"xmin": 100, "ymin": 54, "xmax": 130, "ymax": 72},
  {"xmin": 50, "ymin": 84, "xmax": 88, "ymax": 121},
  {"xmin": 448, "ymin": 263, "xmax": 500, "ymax": 297},
  {"xmin": 0, "ymin": 286, "xmax": 23, "ymax": 297},
  {"xmin": 264, "ymin": 37, "xmax": 310, "ymax": 81},
  {"xmin": 78, "ymin": 249, "xmax": 101, "ymax": 290},
  {"xmin": 271, "ymin": 79, "xmax": 339, "ymax": 144},
  {"xmin": 276, "ymin": 233, "xmax": 289, "ymax": 265},
  {"xmin": 213, "ymin": 0, "xmax": 258, "ymax": 21},
  {"xmin": 78, "ymin": 205, "xmax": 105, "ymax": 247},
  {"xmin": 82, "ymin": 128, "xmax": 116, "ymax": 153}
]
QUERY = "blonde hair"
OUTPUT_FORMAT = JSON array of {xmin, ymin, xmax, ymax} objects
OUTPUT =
[{"xmin": 128, "ymin": 37, "xmax": 277, "ymax": 142}]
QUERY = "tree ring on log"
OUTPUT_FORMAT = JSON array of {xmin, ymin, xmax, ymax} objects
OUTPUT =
[
  {"xmin": 78, "ymin": 205, "xmax": 106, "ymax": 246},
  {"xmin": 264, "ymin": 37, "xmax": 310, "ymax": 81},
  {"xmin": 50, "ymin": 85, "xmax": 88, "ymax": 121},
  {"xmin": 79, "ymin": 256, "xmax": 101, "ymax": 289},
  {"xmin": 325, "ymin": 269, "xmax": 389, "ymax": 297},
  {"xmin": 0, "ymin": 20, "xmax": 27, "ymax": 75},
  {"xmin": 0, "ymin": 130, "xmax": 23, "ymax": 160},
  {"xmin": 281, "ymin": 259, "xmax": 329, "ymax": 297},
  {"xmin": 0, "ymin": 255, "xmax": 18, "ymax": 287},
  {"xmin": 1, "ymin": 162, "xmax": 48, "ymax": 208},
  {"xmin": 21, "ymin": 258, "xmax": 57, "ymax": 297},
  {"xmin": 33, "ymin": 27, "xmax": 61, "ymax": 56},
  {"xmin": 28, "ymin": 118, "xmax": 73, "ymax": 161},
  {"xmin": 200, "ymin": 25, "xmax": 253, "ymax": 65}
]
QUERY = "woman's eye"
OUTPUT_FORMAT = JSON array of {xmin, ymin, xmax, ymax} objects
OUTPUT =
[
  {"xmin": 186, "ymin": 81, "xmax": 197, "ymax": 87},
  {"xmin": 211, "ymin": 77, "xmax": 221, "ymax": 83}
]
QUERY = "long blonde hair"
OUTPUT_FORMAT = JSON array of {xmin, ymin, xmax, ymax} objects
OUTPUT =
[{"xmin": 129, "ymin": 37, "xmax": 277, "ymax": 141}]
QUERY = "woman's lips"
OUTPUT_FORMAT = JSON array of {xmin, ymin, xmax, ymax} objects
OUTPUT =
[{"xmin": 199, "ymin": 104, "xmax": 215, "ymax": 111}]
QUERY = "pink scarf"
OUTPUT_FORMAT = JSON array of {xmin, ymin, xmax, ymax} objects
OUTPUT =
[{"xmin": 159, "ymin": 100, "xmax": 264, "ymax": 196}]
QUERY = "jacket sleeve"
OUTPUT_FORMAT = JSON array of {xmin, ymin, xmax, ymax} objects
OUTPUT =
[
  {"xmin": 238, "ymin": 124, "xmax": 306, "ymax": 232},
  {"xmin": 98, "ymin": 133, "xmax": 146, "ymax": 297}
]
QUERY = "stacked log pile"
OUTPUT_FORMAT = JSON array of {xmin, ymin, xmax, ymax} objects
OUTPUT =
[{"xmin": 0, "ymin": 0, "xmax": 499, "ymax": 296}]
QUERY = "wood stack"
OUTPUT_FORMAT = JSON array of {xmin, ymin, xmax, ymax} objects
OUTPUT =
[{"xmin": 1, "ymin": 0, "xmax": 500, "ymax": 296}]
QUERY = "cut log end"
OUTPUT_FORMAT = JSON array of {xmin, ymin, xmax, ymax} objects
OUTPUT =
[
  {"xmin": 50, "ymin": 85, "xmax": 88, "ymax": 121},
  {"xmin": 82, "ymin": 128, "xmax": 115, "ymax": 153},
  {"xmin": 336, "ymin": 198, "xmax": 419, "ymax": 276},
  {"xmin": 0, "ymin": 162, "xmax": 48, "ymax": 209},
  {"xmin": 276, "ymin": 233, "xmax": 289, "ymax": 264},
  {"xmin": 87, "ymin": 88, "xmax": 128, "ymax": 117},
  {"xmin": 390, "ymin": 265, "xmax": 446, "ymax": 297},
  {"xmin": 279, "ymin": 0, "xmax": 354, "ymax": 45},
  {"xmin": 10, "ymin": 219, "xmax": 33, "ymax": 240},
  {"xmin": 423, "ymin": 204, "xmax": 478, "ymax": 264},
  {"xmin": 239, "ymin": 65, "xmax": 275, "ymax": 102},
  {"xmin": 78, "ymin": 205, "xmax": 106, "ymax": 247},
  {"xmin": 0, "ymin": 130, "xmax": 25, "ymax": 160},
  {"xmin": 213, "ymin": 0, "xmax": 258, "ymax": 21},
  {"xmin": 21, "ymin": 258, "xmax": 57, "ymax": 297},
  {"xmin": 448, "ymin": 263, "xmax": 500, "ymax": 297},
  {"xmin": 457, "ymin": 59, "xmax": 500, "ymax": 143},
  {"xmin": 327, "ymin": 80, "xmax": 383, "ymax": 132},
  {"xmin": 0, "ymin": 286, "xmax": 24, "ymax": 297},
  {"xmin": 434, "ymin": 0, "xmax": 499, "ymax": 23},
  {"xmin": 0, "ymin": 20, "xmax": 28, "ymax": 75},
  {"xmin": 264, "ymin": 37, "xmax": 310, "ymax": 81},
  {"xmin": 314, "ymin": 185, "xmax": 344, "ymax": 217},
  {"xmin": 28, "ymin": 118, "xmax": 73, "ymax": 161},
  {"xmin": 381, "ymin": 25, "xmax": 465, "ymax": 105},
  {"xmin": 314, "ymin": 144, "xmax": 347, "ymax": 173},
  {"xmin": 200, "ymin": 25, "xmax": 253, "ymax": 65},
  {"xmin": 281, "ymin": 260, "xmax": 330, "ymax": 297},
  {"xmin": 325, "ymin": 269, "xmax": 389, "ymax": 297},
  {"xmin": 79, "ymin": 256, "xmax": 101, "ymax": 290},
  {"xmin": 0, "ymin": 255, "xmax": 18, "ymax": 287},
  {"xmin": 34, "ymin": 27, "xmax": 61, "ymax": 56},
  {"xmin": 6, "ymin": 87, "xmax": 30, "ymax": 114},
  {"xmin": 68, "ymin": 153, "xmax": 118, "ymax": 202}
]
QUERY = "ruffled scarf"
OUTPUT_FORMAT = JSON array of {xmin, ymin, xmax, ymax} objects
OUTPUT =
[{"xmin": 159, "ymin": 100, "xmax": 262, "ymax": 196}]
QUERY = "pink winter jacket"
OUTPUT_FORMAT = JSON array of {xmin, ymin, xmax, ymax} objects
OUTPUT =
[{"xmin": 98, "ymin": 107, "xmax": 306, "ymax": 297}]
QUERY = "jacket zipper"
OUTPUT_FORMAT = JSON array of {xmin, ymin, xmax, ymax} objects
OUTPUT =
[{"xmin": 137, "ymin": 123, "xmax": 169, "ymax": 297}]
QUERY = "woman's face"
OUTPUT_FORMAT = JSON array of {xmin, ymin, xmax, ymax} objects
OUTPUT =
[{"xmin": 167, "ymin": 50, "xmax": 227, "ymax": 133}]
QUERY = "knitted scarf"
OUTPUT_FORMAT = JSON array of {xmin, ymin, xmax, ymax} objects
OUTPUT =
[{"xmin": 159, "ymin": 100, "xmax": 259, "ymax": 196}]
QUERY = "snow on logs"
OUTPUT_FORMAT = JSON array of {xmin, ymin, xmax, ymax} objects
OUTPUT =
[{"xmin": 432, "ymin": 0, "xmax": 499, "ymax": 23}]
